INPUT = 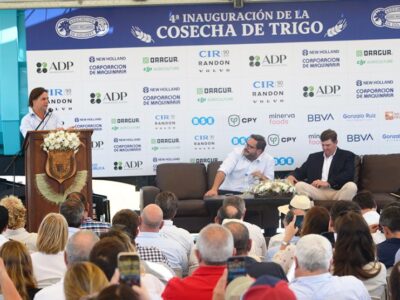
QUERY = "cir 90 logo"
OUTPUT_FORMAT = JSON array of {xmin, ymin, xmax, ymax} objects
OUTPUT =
[
  {"xmin": 231, "ymin": 136, "xmax": 248, "ymax": 145},
  {"xmin": 191, "ymin": 116, "xmax": 215, "ymax": 126},
  {"xmin": 274, "ymin": 157, "xmax": 294, "ymax": 166}
]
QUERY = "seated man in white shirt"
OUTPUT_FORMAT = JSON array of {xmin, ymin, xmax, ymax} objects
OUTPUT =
[
  {"xmin": 205, "ymin": 134, "xmax": 274, "ymax": 196},
  {"xmin": 289, "ymin": 234, "xmax": 370, "ymax": 300}
]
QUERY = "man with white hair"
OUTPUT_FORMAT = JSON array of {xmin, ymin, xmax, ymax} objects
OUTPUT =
[
  {"xmin": 290, "ymin": 234, "xmax": 370, "ymax": 300},
  {"xmin": 162, "ymin": 224, "xmax": 234, "ymax": 300}
]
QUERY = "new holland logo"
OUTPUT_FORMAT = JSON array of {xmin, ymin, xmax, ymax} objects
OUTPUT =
[
  {"xmin": 371, "ymin": 5, "xmax": 400, "ymax": 29},
  {"xmin": 56, "ymin": 16, "xmax": 110, "ymax": 39}
]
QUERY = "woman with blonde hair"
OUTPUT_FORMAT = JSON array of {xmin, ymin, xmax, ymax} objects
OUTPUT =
[
  {"xmin": 31, "ymin": 213, "xmax": 68, "ymax": 288},
  {"xmin": 64, "ymin": 262, "xmax": 108, "ymax": 300},
  {"xmin": 0, "ymin": 240, "xmax": 39, "ymax": 300}
]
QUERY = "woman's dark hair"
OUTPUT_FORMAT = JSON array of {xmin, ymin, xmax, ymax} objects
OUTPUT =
[
  {"xmin": 96, "ymin": 284, "xmax": 139, "ymax": 300},
  {"xmin": 301, "ymin": 206, "xmax": 330, "ymax": 236},
  {"xmin": 28, "ymin": 87, "xmax": 47, "ymax": 107},
  {"xmin": 333, "ymin": 211, "xmax": 380, "ymax": 279},
  {"xmin": 390, "ymin": 261, "xmax": 400, "ymax": 300}
]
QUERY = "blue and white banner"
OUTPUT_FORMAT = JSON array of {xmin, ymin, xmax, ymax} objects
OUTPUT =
[{"xmin": 25, "ymin": 0, "xmax": 400, "ymax": 177}]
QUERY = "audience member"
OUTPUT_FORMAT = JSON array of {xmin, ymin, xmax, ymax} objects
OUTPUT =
[
  {"xmin": 100, "ymin": 227, "xmax": 136, "ymax": 252},
  {"xmin": 389, "ymin": 261, "xmax": 400, "ymax": 300},
  {"xmin": 31, "ymin": 213, "xmax": 68, "ymax": 288},
  {"xmin": 96, "ymin": 284, "xmax": 148, "ymax": 300},
  {"xmin": 221, "ymin": 196, "xmax": 267, "ymax": 258},
  {"xmin": 63, "ymin": 261, "xmax": 108, "ymax": 300},
  {"xmin": 136, "ymin": 204, "xmax": 187, "ymax": 274},
  {"xmin": 65, "ymin": 192, "xmax": 111, "ymax": 236},
  {"xmin": 59, "ymin": 198, "xmax": 84, "ymax": 237},
  {"xmin": 0, "ymin": 195, "xmax": 37, "ymax": 252},
  {"xmin": 162, "ymin": 224, "xmax": 234, "ymax": 300},
  {"xmin": 242, "ymin": 275, "xmax": 296, "ymax": 300},
  {"xmin": 0, "ymin": 240, "xmax": 39, "ymax": 300},
  {"xmin": 34, "ymin": 230, "xmax": 99, "ymax": 300},
  {"xmin": 329, "ymin": 200, "xmax": 362, "ymax": 232},
  {"xmin": 377, "ymin": 206, "xmax": 400, "ymax": 268},
  {"xmin": 0, "ymin": 257, "xmax": 23, "ymax": 300},
  {"xmin": 334, "ymin": 211, "xmax": 386, "ymax": 298},
  {"xmin": 112, "ymin": 209, "xmax": 171, "ymax": 267},
  {"xmin": 289, "ymin": 234, "xmax": 370, "ymax": 300},
  {"xmin": 0, "ymin": 206, "xmax": 9, "ymax": 247}
]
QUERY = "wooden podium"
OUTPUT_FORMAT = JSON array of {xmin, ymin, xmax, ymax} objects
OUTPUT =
[{"xmin": 24, "ymin": 129, "xmax": 93, "ymax": 232}]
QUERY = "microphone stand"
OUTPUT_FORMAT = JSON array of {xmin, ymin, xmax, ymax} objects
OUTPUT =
[{"xmin": 3, "ymin": 109, "xmax": 53, "ymax": 195}]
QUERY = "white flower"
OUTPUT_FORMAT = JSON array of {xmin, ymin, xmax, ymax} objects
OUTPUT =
[{"xmin": 41, "ymin": 130, "xmax": 81, "ymax": 152}]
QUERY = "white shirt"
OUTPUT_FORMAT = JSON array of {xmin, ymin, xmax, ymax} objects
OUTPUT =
[
  {"xmin": 20, "ymin": 107, "xmax": 63, "ymax": 137},
  {"xmin": 219, "ymin": 148, "xmax": 275, "ymax": 192},
  {"xmin": 0, "ymin": 235, "xmax": 9, "ymax": 248},
  {"xmin": 222, "ymin": 219, "xmax": 267, "ymax": 259},
  {"xmin": 34, "ymin": 278, "xmax": 64, "ymax": 300},
  {"xmin": 31, "ymin": 251, "xmax": 67, "ymax": 288},
  {"xmin": 3, "ymin": 228, "xmax": 37, "ymax": 252},
  {"xmin": 160, "ymin": 220, "xmax": 194, "ymax": 256},
  {"xmin": 321, "ymin": 151, "xmax": 336, "ymax": 181}
]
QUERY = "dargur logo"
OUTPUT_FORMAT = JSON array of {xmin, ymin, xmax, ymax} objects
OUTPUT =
[{"xmin": 56, "ymin": 16, "xmax": 109, "ymax": 39}]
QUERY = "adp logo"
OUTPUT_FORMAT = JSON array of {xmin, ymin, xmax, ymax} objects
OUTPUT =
[
  {"xmin": 249, "ymin": 55, "xmax": 287, "ymax": 67},
  {"xmin": 303, "ymin": 85, "xmax": 341, "ymax": 97},
  {"xmin": 347, "ymin": 134, "xmax": 374, "ymax": 142},
  {"xmin": 91, "ymin": 140, "xmax": 104, "ymax": 149},
  {"xmin": 192, "ymin": 116, "xmax": 215, "ymax": 126},
  {"xmin": 90, "ymin": 92, "xmax": 128, "ymax": 104},
  {"xmin": 36, "ymin": 61, "xmax": 74, "ymax": 73},
  {"xmin": 307, "ymin": 113, "xmax": 335, "ymax": 122},
  {"xmin": 231, "ymin": 136, "xmax": 248, "ymax": 146},
  {"xmin": 267, "ymin": 134, "xmax": 296, "ymax": 146},
  {"xmin": 113, "ymin": 160, "xmax": 143, "ymax": 170},
  {"xmin": 228, "ymin": 115, "xmax": 257, "ymax": 127},
  {"xmin": 274, "ymin": 157, "xmax": 295, "ymax": 166}
]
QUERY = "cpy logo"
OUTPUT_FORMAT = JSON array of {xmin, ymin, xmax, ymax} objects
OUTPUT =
[
  {"xmin": 228, "ymin": 115, "xmax": 240, "ymax": 127},
  {"xmin": 56, "ymin": 16, "xmax": 109, "ymax": 39},
  {"xmin": 192, "ymin": 116, "xmax": 215, "ymax": 126},
  {"xmin": 268, "ymin": 134, "xmax": 280, "ymax": 146},
  {"xmin": 36, "ymin": 61, "xmax": 74, "ymax": 73},
  {"xmin": 274, "ymin": 157, "xmax": 295, "ymax": 166},
  {"xmin": 231, "ymin": 136, "xmax": 248, "ymax": 146},
  {"xmin": 347, "ymin": 134, "xmax": 374, "ymax": 142},
  {"xmin": 307, "ymin": 114, "xmax": 335, "ymax": 122}
]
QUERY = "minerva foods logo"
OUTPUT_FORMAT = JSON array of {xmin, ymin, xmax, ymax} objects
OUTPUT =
[
  {"xmin": 371, "ymin": 5, "xmax": 400, "ymax": 29},
  {"xmin": 56, "ymin": 16, "xmax": 109, "ymax": 39}
]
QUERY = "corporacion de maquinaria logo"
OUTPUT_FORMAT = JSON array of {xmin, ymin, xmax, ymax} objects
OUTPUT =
[{"xmin": 56, "ymin": 16, "xmax": 110, "ymax": 39}]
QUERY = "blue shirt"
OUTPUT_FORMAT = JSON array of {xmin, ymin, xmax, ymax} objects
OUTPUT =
[
  {"xmin": 377, "ymin": 238, "xmax": 400, "ymax": 268},
  {"xmin": 290, "ymin": 273, "xmax": 370, "ymax": 300},
  {"xmin": 20, "ymin": 107, "xmax": 63, "ymax": 137},
  {"xmin": 135, "ymin": 231, "xmax": 188, "ymax": 272}
]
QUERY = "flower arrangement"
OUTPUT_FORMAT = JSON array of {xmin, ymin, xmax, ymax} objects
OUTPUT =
[
  {"xmin": 250, "ymin": 179, "xmax": 295, "ymax": 197},
  {"xmin": 42, "ymin": 130, "xmax": 80, "ymax": 152}
]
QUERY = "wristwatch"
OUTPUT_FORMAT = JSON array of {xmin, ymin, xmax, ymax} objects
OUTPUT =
[{"xmin": 281, "ymin": 240, "xmax": 290, "ymax": 246}]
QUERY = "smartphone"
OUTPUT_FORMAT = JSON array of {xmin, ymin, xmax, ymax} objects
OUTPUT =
[
  {"xmin": 227, "ymin": 256, "xmax": 247, "ymax": 284},
  {"xmin": 117, "ymin": 252, "xmax": 141, "ymax": 286},
  {"xmin": 295, "ymin": 215, "xmax": 304, "ymax": 229}
]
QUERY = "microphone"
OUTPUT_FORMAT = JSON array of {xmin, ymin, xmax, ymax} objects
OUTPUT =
[{"xmin": 34, "ymin": 108, "xmax": 53, "ymax": 131}]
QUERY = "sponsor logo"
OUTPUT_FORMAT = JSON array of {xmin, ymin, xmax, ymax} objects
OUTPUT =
[
  {"xmin": 142, "ymin": 56, "xmax": 179, "ymax": 72},
  {"xmin": 249, "ymin": 54, "xmax": 287, "ymax": 67},
  {"xmin": 342, "ymin": 113, "xmax": 376, "ymax": 121},
  {"xmin": 307, "ymin": 113, "xmax": 335, "ymax": 122},
  {"xmin": 356, "ymin": 49, "xmax": 393, "ymax": 66},
  {"xmin": 152, "ymin": 157, "xmax": 181, "ymax": 171},
  {"xmin": 36, "ymin": 61, "xmax": 74, "ymax": 74},
  {"xmin": 355, "ymin": 80, "xmax": 394, "ymax": 99},
  {"xmin": 192, "ymin": 116, "xmax": 215, "ymax": 126},
  {"xmin": 92, "ymin": 163, "xmax": 105, "ymax": 171},
  {"xmin": 151, "ymin": 138, "xmax": 180, "ymax": 151},
  {"xmin": 113, "ymin": 160, "xmax": 143, "ymax": 171},
  {"xmin": 231, "ymin": 136, "xmax": 248, "ymax": 146},
  {"xmin": 48, "ymin": 88, "xmax": 73, "ymax": 111},
  {"xmin": 74, "ymin": 117, "xmax": 102, "ymax": 131},
  {"xmin": 154, "ymin": 114, "xmax": 176, "ymax": 130},
  {"xmin": 90, "ymin": 92, "xmax": 128, "ymax": 104},
  {"xmin": 113, "ymin": 137, "xmax": 141, "ymax": 152},
  {"xmin": 267, "ymin": 134, "xmax": 297, "ymax": 146},
  {"xmin": 91, "ymin": 140, "xmax": 104, "ymax": 150},
  {"xmin": 55, "ymin": 16, "xmax": 109, "ymax": 39},
  {"xmin": 88, "ymin": 56, "xmax": 127, "ymax": 75},
  {"xmin": 143, "ymin": 86, "xmax": 181, "ymax": 106},
  {"xmin": 189, "ymin": 157, "xmax": 218, "ymax": 164},
  {"xmin": 346, "ymin": 134, "xmax": 374, "ymax": 142},
  {"xmin": 371, "ymin": 5, "xmax": 400, "ymax": 29},
  {"xmin": 274, "ymin": 157, "xmax": 295, "ymax": 166},
  {"xmin": 111, "ymin": 118, "xmax": 140, "ymax": 131},
  {"xmin": 302, "ymin": 49, "xmax": 341, "ymax": 69},
  {"xmin": 228, "ymin": 115, "xmax": 257, "ymax": 127},
  {"xmin": 308, "ymin": 133, "xmax": 321, "ymax": 145},
  {"xmin": 198, "ymin": 49, "xmax": 230, "ymax": 73},
  {"xmin": 196, "ymin": 87, "xmax": 233, "ymax": 103},
  {"xmin": 303, "ymin": 85, "xmax": 341, "ymax": 98},
  {"xmin": 193, "ymin": 135, "xmax": 216, "ymax": 150},
  {"xmin": 251, "ymin": 80, "xmax": 285, "ymax": 104},
  {"xmin": 382, "ymin": 133, "xmax": 400, "ymax": 142},
  {"xmin": 268, "ymin": 113, "xmax": 295, "ymax": 125},
  {"xmin": 385, "ymin": 111, "xmax": 400, "ymax": 120}
]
